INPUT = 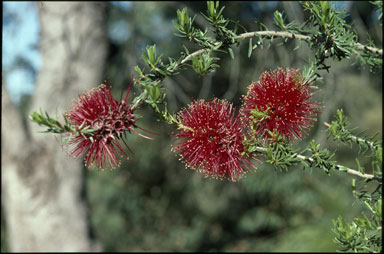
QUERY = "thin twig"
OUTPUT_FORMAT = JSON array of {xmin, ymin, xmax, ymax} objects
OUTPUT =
[
  {"xmin": 234, "ymin": 31, "xmax": 312, "ymax": 42},
  {"xmin": 355, "ymin": 43, "xmax": 383, "ymax": 55},
  {"xmin": 324, "ymin": 122, "xmax": 378, "ymax": 151},
  {"xmin": 252, "ymin": 146, "xmax": 378, "ymax": 180},
  {"xmin": 173, "ymin": 31, "xmax": 382, "ymax": 72},
  {"xmin": 235, "ymin": 31, "xmax": 383, "ymax": 55}
]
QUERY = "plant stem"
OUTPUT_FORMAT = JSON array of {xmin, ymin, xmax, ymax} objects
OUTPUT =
[
  {"xmin": 252, "ymin": 146, "xmax": 378, "ymax": 180},
  {"xmin": 233, "ymin": 31, "xmax": 383, "ymax": 56},
  {"xmin": 324, "ymin": 122, "xmax": 378, "ymax": 151},
  {"xmin": 172, "ymin": 31, "xmax": 382, "ymax": 72},
  {"xmin": 234, "ymin": 31, "xmax": 312, "ymax": 43}
]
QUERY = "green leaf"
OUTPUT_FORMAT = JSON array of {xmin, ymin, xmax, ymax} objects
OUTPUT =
[
  {"xmin": 301, "ymin": 160, "xmax": 309, "ymax": 169},
  {"xmin": 376, "ymin": 147, "xmax": 382, "ymax": 165},
  {"xmin": 182, "ymin": 45, "xmax": 190, "ymax": 55},
  {"xmin": 134, "ymin": 65, "xmax": 144, "ymax": 77},
  {"xmin": 62, "ymin": 133, "xmax": 73, "ymax": 144},
  {"xmin": 228, "ymin": 47, "xmax": 234, "ymax": 59},
  {"xmin": 376, "ymin": 199, "xmax": 382, "ymax": 217},
  {"xmin": 248, "ymin": 38, "xmax": 253, "ymax": 58}
]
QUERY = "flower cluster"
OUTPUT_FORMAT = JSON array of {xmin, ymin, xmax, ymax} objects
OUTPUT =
[
  {"xmin": 171, "ymin": 99, "xmax": 255, "ymax": 181},
  {"xmin": 65, "ymin": 80, "xmax": 152, "ymax": 169},
  {"xmin": 50, "ymin": 67, "xmax": 320, "ymax": 178},
  {"xmin": 241, "ymin": 68, "xmax": 322, "ymax": 142},
  {"xmin": 171, "ymin": 68, "xmax": 321, "ymax": 180}
]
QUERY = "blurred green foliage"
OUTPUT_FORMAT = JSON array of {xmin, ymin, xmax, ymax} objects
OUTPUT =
[
  {"xmin": 1, "ymin": 206, "xmax": 7, "ymax": 252},
  {"xmin": 87, "ymin": 124, "xmax": 363, "ymax": 251}
]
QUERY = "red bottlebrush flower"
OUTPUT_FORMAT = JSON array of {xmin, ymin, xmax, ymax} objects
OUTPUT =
[
  {"xmin": 65, "ymin": 79, "xmax": 153, "ymax": 169},
  {"xmin": 172, "ymin": 99, "xmax": 255, "ymax": 181},
  {"xmin": 241, "ymin": 68, "xmax": 322, "ymax": 142}
]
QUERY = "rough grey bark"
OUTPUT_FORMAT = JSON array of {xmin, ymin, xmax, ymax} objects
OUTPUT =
[{"xmin": 2, "ymin": 2, "xmax": 107, "ymax": 251}]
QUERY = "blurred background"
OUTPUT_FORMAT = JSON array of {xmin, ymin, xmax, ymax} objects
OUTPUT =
[{"xmin": 2, "ymin": 1, "xmax": 382, "ymax": 252}]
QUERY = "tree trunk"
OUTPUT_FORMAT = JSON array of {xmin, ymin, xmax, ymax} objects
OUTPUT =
[{"xmin": 2, "ymin": 2, "xmax": 107, "ymax": 251}]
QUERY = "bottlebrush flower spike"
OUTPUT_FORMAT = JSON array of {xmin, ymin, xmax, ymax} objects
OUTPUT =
[
  {"xmin": 172, "ymin": 99, "xmax": 256, "ymax": 181},
  {"xmin": 65, "ymin": 79, "xmax": 154, "ymax": 170},
  {"xmin": 241, "ymin": 68, "xmax": 322, "ymax": 142}
]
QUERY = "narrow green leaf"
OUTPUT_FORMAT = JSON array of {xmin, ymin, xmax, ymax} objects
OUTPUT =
[
  {"xmin": 62, "ymin": 133, "xmax": 73, "ymax": 144},
  {"xmin": 134, "ymin": 65, "xmax": 143, "ymax": 77},
  {"xmin": 248, "ymin": 38, "xmax": 253, "ymax": 58},
  {"xmin": 376, "ymin": 147, "xmax": 382, "ymax": 165},
  {"xmin": 228, "ymin": 47, "xmax": 234, "ymax": 59}
]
